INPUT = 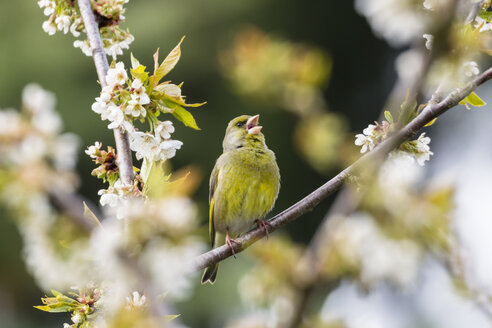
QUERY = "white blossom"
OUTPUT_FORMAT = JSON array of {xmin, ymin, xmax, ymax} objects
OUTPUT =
[
  {"xmin": 129, "ymin": 131, "xmax": 160, "ymax": 161},
  {"xmin": 42, "ymin": 20, "xmax": 57, "ymax": 35},
  {"xmin": 354, "ymin": 124, "xmax": 376, "ymax": 153},
  {"xmin": 131, "ymin": 79, "xmax": 150, "ymax": 105},
  {"xmin": 37, "ymin": 0, "xmax": 56, "ymax": 16},
  {"xmin": 105, "ymin": 34, "xmax": 134, "ymax": 59},
  {"xmin": 129, "ymin": 131, "xmax": 183, "ymax": 162},
  {"xmin": 106, "ymin": 104, "xmax": 125, "ymax": 129},
  {"xmin": 124, "ymin": 96, "xmax": 147, "ymax": 118},
  {"xmin": 73, "ymin": 40, "xmax": 92, "ymax": 57},
  {"xmin": 106, "ymin": 62, "xmax": 127, "ymax": 88},
  {"xmin": 71, "ymin": 313, "xmax": 82, "ymax": 324},
  {"xmin": 55, "ymin": 15, "xmax": 71, "ymax": 34},
  {"xmin": 70, "ymin": 18, "xmax": 82, "ymax": 37},
  {"xmin": 160, "ymin": 140, "xmax": 183, "ymax": 160},
  {"xmin": 155, "ymin": 120, "xmax": 175, "ymax": 140},
  {"xmin": 423, "ymin": 33, "xmax": 433, "ymax": 50},
  {"xmin": 85, "ymin": 141, "xmax": 102, "ymax": 158},
  {"xmin": 98, "ymin": 190, "xmax": 120, "ymax": 207},
  {"xmin": 414, "ymin": 132, "xmax": 433, "ymax": 166},
  {"xmin": 91, "ymin": 87, "xmax": 112, "ymax": 116},
  {"xmin": 462, "ymin": 61, "xmax": 480, "ymax": 77}
]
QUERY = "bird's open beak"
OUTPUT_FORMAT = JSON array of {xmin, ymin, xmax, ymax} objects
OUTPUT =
[{"xmin": 247, "ymin": 114, "xmax": 262, "ymax": 135}]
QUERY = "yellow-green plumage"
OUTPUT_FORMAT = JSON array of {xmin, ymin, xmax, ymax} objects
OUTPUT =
[{"xmin": 202, "ymin": 115, "xmax": 280, "ymax": 284}]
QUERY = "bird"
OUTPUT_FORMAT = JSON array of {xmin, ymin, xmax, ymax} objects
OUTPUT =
[{"xmin": 201, "ymin": 114, "xmax": 280, "ymax": 284}]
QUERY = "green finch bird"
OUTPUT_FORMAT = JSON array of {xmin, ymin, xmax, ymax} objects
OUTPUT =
[{"xmin": 201, "ymin": 114, "xmax": 280, "ymax": 284}]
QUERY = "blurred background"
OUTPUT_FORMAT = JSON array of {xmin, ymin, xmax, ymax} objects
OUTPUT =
[{"xmin": 1, "ymin": 0, "xmax": 491, "ymax": 328}]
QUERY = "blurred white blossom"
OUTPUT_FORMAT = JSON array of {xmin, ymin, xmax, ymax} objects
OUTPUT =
[
  {"xmin": 396, "ymin": 49, "xmax": 425, "ymax": 83},
  {"xmin": 327, "ymin": 213, "xmax": 422, "ymax": 287},
  {"xmin": 461, "ymin": 61, "xmax": 480, "ymax": 77},
  {"xmin": 355, "ymin": 0, "xmax": 431, "ymax": 46},
  {"xmin": 126, "ymin": 291, "xmax": 147, "ymax": 309},
  {"xmin": 423, "ymin": 33, "xmax": 434, "ymax": 50}
]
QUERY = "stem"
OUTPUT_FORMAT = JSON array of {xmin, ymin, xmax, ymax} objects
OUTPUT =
[
  {"xmin": 193, "ymin": 66, "xmax": 492, "ymax": 272},
  {"xmin": 77, "ymin": 0, "xmax": 134, "ymax": 185}
]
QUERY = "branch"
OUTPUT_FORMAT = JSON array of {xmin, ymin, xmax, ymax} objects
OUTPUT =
[
  {"xmin": 77, "ymin": 0, "xmax": 134, "ymax": 185},
  {"xmin": 193, "ymin": 66, "xmax": 492, "ymax": 271}
]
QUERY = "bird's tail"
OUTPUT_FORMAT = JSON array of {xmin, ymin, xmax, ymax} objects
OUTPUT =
[{"xmin": 201, "ymin": 263, "xmax": 219, "ymax": 284}]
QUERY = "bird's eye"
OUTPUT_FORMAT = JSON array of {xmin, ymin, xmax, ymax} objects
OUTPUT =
[{"xmin": 236, "ymin": 121, "xmax": 245, "ymax": 127}]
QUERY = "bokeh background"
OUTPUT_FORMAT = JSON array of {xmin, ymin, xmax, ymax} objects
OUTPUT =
[{"xmin": 1, "ymin": 1, "xmax": 491, "ymax": 328}]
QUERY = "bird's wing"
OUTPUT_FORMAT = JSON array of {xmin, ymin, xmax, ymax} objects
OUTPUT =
[{"xmin": 209, "ymin": 164, "xmax": 219, "ymax": 248}]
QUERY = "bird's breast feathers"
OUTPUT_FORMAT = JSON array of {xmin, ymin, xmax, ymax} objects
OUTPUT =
[{"xmin": 212, "ymin": 148, "xmax": 280, "ymax": 235}]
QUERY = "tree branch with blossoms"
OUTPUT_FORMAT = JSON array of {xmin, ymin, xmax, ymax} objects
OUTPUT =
[
  {"xmin": 78, "ymin": 0, "xmax": 134, "ymax": 184},
  {"xmin": 194, "ymin": 65, "xmax": 492, "ymax": 272}
]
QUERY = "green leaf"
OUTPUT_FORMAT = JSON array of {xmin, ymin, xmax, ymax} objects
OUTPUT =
[
  {"xmin": 83, "ymin": 202, "xmax": 102, "ymax": 228},
  {"xmin": 130, "ymin": 53, "xmax": 140, "ymax": 70},
  {"xmin": 51, "ymin": 290, "xmax": 62, "ymax": 297},
  {"xmin": 384, "ymin": 110, "xmax": 393, "ymax": 124},
  {"xmin": 34, "ymin": 305, "xmax": 52, "ymax": 312},
  {"xmin": 478, "ymin": 10, "xmax": 492, "ymax": 21},
  {"xmin": 152, "ymin": 36, "xmax": 185, "ymax": 86},
  {"xmin": 164, "ymin": 314, "xmax": 181, "ymax": 322},
  {"xmin": 424, "ymin": 117, "xmax": 437, "ymax": 127},
  {"xmin": 166, "ymin": 101, "xmax": 200, "ymax": 130},
  {"xmin": 466, "ymin": 91, "xmax": 486, "ymax": 107},
  {"xmin": 157, "ymin": 91, "xmax": 206, "ymax": 108},
  {"xmin": 459, "ymin": 91, "xmax": 486, "ymax": 110},
  {"xmin": 140, "ymin": 158, "xmax": 153, "ymax": 185},
  {"xmin": 130, "ymin": 64, "xmax": 149, "ymax": 83}
]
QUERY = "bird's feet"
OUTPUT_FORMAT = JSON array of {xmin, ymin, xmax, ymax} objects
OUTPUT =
[
  {"xmin": 226, "ymin": 230, "xmax": 240, "ymax": 259},
  {"xmin": 255, "ymin": 219, "xmax": 272, "ymax": 239}
]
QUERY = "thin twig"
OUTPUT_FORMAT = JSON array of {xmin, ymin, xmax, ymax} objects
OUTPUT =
[
  {"xmin": 77, "ymin": 0, "xmax": 134, "ymax": 185},
  {"xmin": 193, "ymin": 66, "xmax": 492, "ymax": 272}
]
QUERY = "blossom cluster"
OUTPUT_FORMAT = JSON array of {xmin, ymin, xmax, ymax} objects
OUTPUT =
[
  {"xmin": 354, "ymin": 119, "xmax": 433, "ymax": 166},
  {"xmin": 37, "ymin": 0, "xmax": 134, "ymax": 58},
  {"xmin": 0, "ymin": 85, "xmax": 94, "ymax": 292},
  {"xmin": 0, "ymin": 84, "xmax": 203, "ymax": 327},
  {"xmin": 90, "ymin": 61, "xmax": 185, "ymax": 163},
  {"xmin": 89, "ymin": 61, "xmax": 184, "ymax": 180},
  {"xmin": 357, "ymin": 0, "xmax": 490, "ymax": 95},
  {"xmin": 88, "ymin": 40, "xmax": 203, "ymax": 210}
]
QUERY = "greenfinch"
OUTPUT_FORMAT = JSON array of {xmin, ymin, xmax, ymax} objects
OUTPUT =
[{"xmin": 201, "ymin": 114, "xmax": 280, "ymax": 284}]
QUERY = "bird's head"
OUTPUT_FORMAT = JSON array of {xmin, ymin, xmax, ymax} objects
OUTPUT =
[{"xmin": 222, "ymin": 114, "xmax": 266, "ymax": 152}]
